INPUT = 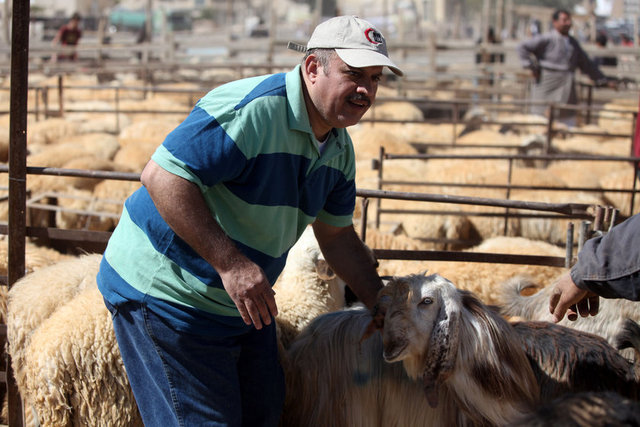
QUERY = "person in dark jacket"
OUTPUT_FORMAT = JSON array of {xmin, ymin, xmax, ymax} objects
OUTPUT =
[
  {"xmin": 550, "ymin": 213, "xmax": 640, "ymax": 322},
  {"xmin": 517, "ymin": 9, "xmax": 617, "ymax": 125}
]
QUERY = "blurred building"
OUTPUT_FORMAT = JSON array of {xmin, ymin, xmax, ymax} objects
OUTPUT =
[
  {"xmin": 31, "ymin": 0, "xmax": 115, "ymax": 18},
  {"xmin": 611, "ymin": 0, "xmax": 640, "ymax": 18}
]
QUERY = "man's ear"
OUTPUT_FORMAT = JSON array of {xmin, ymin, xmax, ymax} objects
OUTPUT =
[{"xmin": 304, "ymin": 54, "xmax": 320, "ymax": 82}]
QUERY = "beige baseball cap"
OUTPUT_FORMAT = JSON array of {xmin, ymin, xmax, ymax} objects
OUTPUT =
[{"xmin": 289, "ymin": 15, "xmax": 403, "ymax": 76}]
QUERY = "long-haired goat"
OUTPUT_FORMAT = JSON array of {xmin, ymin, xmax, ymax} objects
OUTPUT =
[
  {"xmin": 282, "ymin": 306, "xmax": 466, "ymax": 427},
  {"xmin": 506, "ymin": 391, "xmax": 640, "ymax": 427},
  {"xmin": 374, "ymin": 273, "xmax": 540, "ymax": 425},
  {"xmin": 284, "ymin": 273, "xmax": 540, "ymax": 426},
  {"xmin": 497, "ymin": 275, "xmax": 640, "ymax": 359},
  {"xmin": 284, "ymin": 273, "xmax": 640, "ymax": 426}
]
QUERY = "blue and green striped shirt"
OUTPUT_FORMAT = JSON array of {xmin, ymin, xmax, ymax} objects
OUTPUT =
[{"xmin": 97, "ymin": 65, "xmax": 357, "ymax": 333}]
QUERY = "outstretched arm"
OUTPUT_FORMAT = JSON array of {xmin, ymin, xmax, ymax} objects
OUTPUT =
[
  {"xmin": 312, "ymin": 221, "xmax": 382, "ymax": 310},
  {"xmin": 550, "ymin": 213, "xmax": 640, "ymax": 322}
]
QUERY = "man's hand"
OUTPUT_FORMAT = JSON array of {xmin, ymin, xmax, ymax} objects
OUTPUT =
[
  {"xmin": 219, "ymin": 258, "xmax": 277, "ymax": 330},
  {"xmin": 549, "ymin": 272, "xmax": 599, "ymax": 323},
  {"xmin": 141, "ymin": 160, "xmax": 278, "ymax": 330},
  {"xmin": 531, "ymin": 68, "xmax": 540, "ymax": 81}
]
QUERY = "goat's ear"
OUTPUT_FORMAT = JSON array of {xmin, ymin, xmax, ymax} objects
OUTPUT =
[
  {"xmin": 421, "ymin": 297, "xmax": 460, "ymax": 408},
  {"xmin": 315, "ymin": 258, "xmax": 336, "ymax": 281}
]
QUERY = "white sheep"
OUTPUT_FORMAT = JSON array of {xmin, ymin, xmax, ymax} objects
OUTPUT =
[
  {"xmin": 20, "ymin": 282, "xmax": 142, "ymax": 427},
  {"xmin": 6, "ymin": 227, "xmax": 349, "ymax": 426},
  {"xmin": 497, "ymin": 275, "xmax": 640, "ymax": 360},
  {"xmin": 273, "ymin": 225, "xmax": 348, "ymax": 349},
  {"xmin": 377, "ymin": 236, "xmax": 567, "ymax": 306}
]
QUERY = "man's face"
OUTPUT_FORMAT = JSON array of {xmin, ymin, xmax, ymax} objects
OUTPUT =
[
  {"xmin": 553, "ymin": 13, "xmax": 572, "ymax": 36},
  {"xmin": 308, "ymin": 53, "xmax": 383, "ymax": 131}
]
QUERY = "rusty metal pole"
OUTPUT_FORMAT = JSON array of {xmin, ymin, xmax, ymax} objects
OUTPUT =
[
  {"xmin": 57, "ymin": 74, "xmax": 64, "ymax": 118},
  {"xmin": 7, "ymin": 0, "xmax": 30, "ymax": 425},
  {"xmin": 360, "ymin": 198, "xmax": 369, "ymax": 243},
  {"xmin": 565, "ymin": 222, "xmax": 574, "ymax": 268},
  {"xmin": 375, "ymin": 146, "xmax": 385, "ymax": 229}
]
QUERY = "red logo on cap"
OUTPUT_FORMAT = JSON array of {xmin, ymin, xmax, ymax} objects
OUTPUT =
[{"xmin": 364, "ymin": 28, "xmax": 383, "ymax": 44}]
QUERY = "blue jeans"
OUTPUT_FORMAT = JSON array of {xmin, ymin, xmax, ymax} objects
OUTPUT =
[{"xmin": 105, "ymin": 299, "xmax": 285, "ymax": 427}]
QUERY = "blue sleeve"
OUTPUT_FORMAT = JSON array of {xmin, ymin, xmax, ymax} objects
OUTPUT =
[
  {"xmin": 154, "ymin": 105, "xmax": 248, "ymax": 188},
  {"xmin": 571, "ymin": 213, "xmax": 640, "ymax": 300}
]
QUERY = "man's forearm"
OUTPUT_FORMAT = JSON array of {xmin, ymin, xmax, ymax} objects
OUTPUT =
[
  {"xmin": 140, "ymin": 160, "xmax": 245, "ymax": 274},
  {"xmin": 312, "ymin": 222, "xmax": 382, "ymax": 310}
]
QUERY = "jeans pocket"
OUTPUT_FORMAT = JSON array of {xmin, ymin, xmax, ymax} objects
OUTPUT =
[{"xmin": 103, "ymin": 297, "xmax": 119, "ymax": 319}]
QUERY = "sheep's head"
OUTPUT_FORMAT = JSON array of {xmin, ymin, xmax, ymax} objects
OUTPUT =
[{"xmin": 376, "ymin": 273, "xmax": 461, "ymax": 408}]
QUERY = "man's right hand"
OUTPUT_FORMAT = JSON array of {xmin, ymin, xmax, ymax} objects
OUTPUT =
[{"xmin": 218, "ymin": 259, "xmax": 278, "ymax": 330}]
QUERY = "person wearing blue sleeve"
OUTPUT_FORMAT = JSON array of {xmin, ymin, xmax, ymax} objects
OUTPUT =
[
  {"xmin": 96, "ymin": 15, "xmax": 402, "ymax": 427},
  {"xmin": 550, "ymin": 213, "xmax": 640, "ymax": 323}
]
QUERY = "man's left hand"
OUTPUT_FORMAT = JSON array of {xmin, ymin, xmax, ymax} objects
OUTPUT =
[{"xmin": 549, "ymin": 272, "xmax": 599, "ymax": 323}]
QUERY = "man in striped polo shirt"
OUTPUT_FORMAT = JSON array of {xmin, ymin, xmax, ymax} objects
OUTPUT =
[{"xmin": 97, "ymin": 15, "xmax": 403, "ymax": 426}]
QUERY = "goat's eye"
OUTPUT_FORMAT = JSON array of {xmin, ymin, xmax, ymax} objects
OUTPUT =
[{"xmin": 420, "ymin": 297, "xmax": 433, "ymax": 305}]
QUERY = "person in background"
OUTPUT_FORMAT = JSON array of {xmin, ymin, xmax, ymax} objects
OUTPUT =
[
  {"xmin": 517, "ymin": 9, "xmax": 617, "ymax": 126},
  {"xmin": 475, "ymin": 26, "xmax": 504, "ymax": 65},
  {"xmin": 51, "ymin": 12, "xmax": 82, "ymax": 62},
  {"xmin": 549, "ymin": 213, "xmax": 640, "ymax": 323},
  {"xmin": 593, "ymin": 31, "xmax": 618, "ymax": 67},
  {"xmin": 620, "ymin": 33, "xmax": 634, "ymax": 47},
  {"xmin": 96, "ymin": 15, "xmax": 400, "ymax": 427}
]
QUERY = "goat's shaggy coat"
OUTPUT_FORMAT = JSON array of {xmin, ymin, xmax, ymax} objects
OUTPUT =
[
  {"xmin": 375, "ymin": 274, "xmax": 539, "ymax": 425},
  {"xmin": 506, "ymin": 391, "xmax": 640, "ymax": 427},
  {"xmin": 285, "ymin": 273, "xmax": 640, "ymax": 426}
]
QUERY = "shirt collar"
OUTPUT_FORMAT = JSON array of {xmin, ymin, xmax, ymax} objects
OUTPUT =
[{"xmin": 286, "ymin": 64, "xmax": 313, "ymax": 135}]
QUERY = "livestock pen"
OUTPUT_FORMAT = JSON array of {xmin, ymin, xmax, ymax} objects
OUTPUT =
[
  {"xmin": 1, "ymin": 11, "xmax": 640, "ymax": 426},
  {"xmin": 1, "ymin": 83, "xmax": 638, "ymax": 426}
]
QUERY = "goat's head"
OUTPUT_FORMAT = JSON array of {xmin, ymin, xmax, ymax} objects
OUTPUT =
[{"xmin": 375, "ymin": 273, "xmax": 461, "ymax": 408}]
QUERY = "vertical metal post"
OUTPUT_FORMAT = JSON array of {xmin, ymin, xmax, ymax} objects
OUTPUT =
[
  {"xmin": 578, "ymin": 220, "xmax": 591, "ymax": 253},
  {"xmin": 603, "ymin": 205, "xmax": 612, "ymax": 229},
  {"xmin": 503, "ymin": 157, "xmax": 513, "ymax": 235},
  {"xmin": 452, "ymin": 102, "xmax": 459, "ymax": 145},
  {"xmin": 34, "ymin": 87, "xmax": 40, "ymax": 121},
  {"xmin": 115, "ymin": 86, "xmax": 120, "ymax": 134},
  {"xmin": 360, "ymin": 198, "xmax": 369, "ymax": 243},
  {"xmin": 375, "ymin": 146, "xmax": 384, "ymax": 229},
  {"xmin": 42, "ymin": 86, "xmax": 49, "ymax": 118},
  {"xmin": 565, "ymin": 222, "xmax": 574, "ymax": 268},
  {"xmin": 585, "ymin": 85, "xmax": 593, "ymax": 125},
  {"xmin": 545, "ymin": 104, "xmax": 554, "ymax": 155},
  {"xmin": 7, "ymin": 0, "xmax": 30, "ymax": 425},
  {"xmin": 57, "ymin": 74, "xmax": 64, "ymax": 118},
  {"xmin": 593, "ymin": 205, "xmax": 604, "ymax": 232},
  {"xmin": 608, "ymin": 208, "xmax": 618, "ymax": 232}
]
